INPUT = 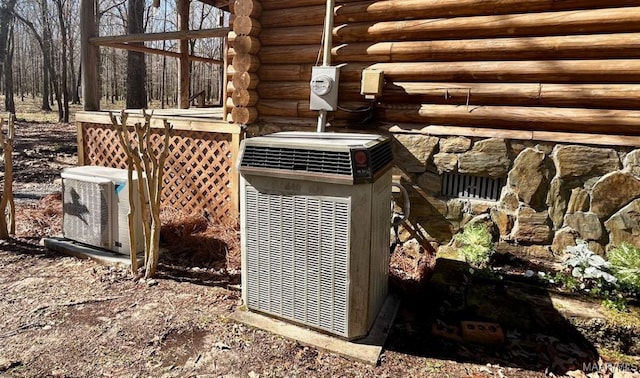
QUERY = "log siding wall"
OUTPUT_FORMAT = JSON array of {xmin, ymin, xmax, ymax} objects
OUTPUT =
[{"xmin": 229, "ymin": 0, "xmax": 640, "ymax": 136}]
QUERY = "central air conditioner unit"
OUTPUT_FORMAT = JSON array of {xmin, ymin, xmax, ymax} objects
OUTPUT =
[
  {"xmin": 61, "ymin": 166, "xmax": 146, "ymax": 255},
  {"xmin": 238, "ymin": 131, "xmax": 393, "ymax": 340}
]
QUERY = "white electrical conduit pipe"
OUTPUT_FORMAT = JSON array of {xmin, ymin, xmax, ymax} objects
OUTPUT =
[{"xmin": 317, "ymin": 0, "xmax": 335, "ymax": 133}]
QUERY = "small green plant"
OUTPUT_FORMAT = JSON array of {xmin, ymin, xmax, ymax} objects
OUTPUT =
[
  {"xmin": 564, "ymin": 240, "xmax": 617, "ymax": 284},
  {"xmin": 455, "ymin": 224, "xmax": 494, "ymax": 269},
  {"xmin": 607, "ymin": 242, "xmax": 640, "ymax": 293},
  {"xmin": 548, "ymin": 271, "xmax": 580, "ymax": 292},
  {"xmin": 602, "ymin": 297, "xmax": 628, "ymax": 313}
]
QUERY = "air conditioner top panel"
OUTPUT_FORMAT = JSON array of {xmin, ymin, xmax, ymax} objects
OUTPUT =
[
  {"xmin": 239, "ymin": 132, "xmax": 393, "ymax": 184},
  {"xmin": 62, "ymin": 166, "xmax": 144, "ymax": 182},
  {"xmin": 242, "ymin": 132, "xmax": 386, "ymax": 151}
]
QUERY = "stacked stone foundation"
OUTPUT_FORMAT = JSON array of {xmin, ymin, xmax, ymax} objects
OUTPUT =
[{"xmin": 391, "ymin": 132, "xmax": 640, "ymax": 262}]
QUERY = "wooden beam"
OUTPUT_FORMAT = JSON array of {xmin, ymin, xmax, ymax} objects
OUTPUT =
[
  {"xmin": 178, "ymin": 0, "xmax": 190, "ymax": 109},
  {"xmin": 90, "ymin": 27, "xmax": 230, "ymax": 45},
  {"xmin": 197, "ymin": 0, "xmax": 230, "ymax": 10},
  {"xmin": 80, "ymin": 0, "xmax": 100, "ymax": 111},
  {"xmin": 99, "ymin": 42, "xmax": 223, "ymax": 64}
]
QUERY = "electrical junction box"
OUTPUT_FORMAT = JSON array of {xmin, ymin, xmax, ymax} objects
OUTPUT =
[
  {"xmin": 310, "ymin": 66, "xmax": 340, "ymax": 111},
  {"xmin": 361, "ymin": 68, "xmax": 384, "ymax": 99}
]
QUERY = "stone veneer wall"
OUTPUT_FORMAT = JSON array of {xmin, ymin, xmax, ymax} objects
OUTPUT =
[{"xmin": 392, "ymin": 133, "xmax": 640, "ymax": 262}]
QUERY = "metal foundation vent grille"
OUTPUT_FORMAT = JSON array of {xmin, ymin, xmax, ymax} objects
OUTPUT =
[
  {"xmin": 244, "ymin": 185, "xmax": 350, "ymax": 336},
  {"xmin": 240, "ymin": 146, "xmax": 352, "ymax": 175},
  {"xmin": 442, "ymin": 173, "xmax": 504, "ymax": 201}
]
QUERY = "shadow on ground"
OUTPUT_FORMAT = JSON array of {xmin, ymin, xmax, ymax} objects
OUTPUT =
[{"xmin": 386, "ymin": 256, "xmax": 602, "ymax": 375}]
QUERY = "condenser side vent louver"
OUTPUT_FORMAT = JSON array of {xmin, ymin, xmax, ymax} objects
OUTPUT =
[
  {"xmin": 370, "ymin": 141, "xmax": 393, "ymax": 174},
  {"xmin": 241, "ymin": 146, "xmax": 353, "ymax": 176},
  {"xmin": 62, "ymin": 176, "xmax": 112, "ymax": 249}
]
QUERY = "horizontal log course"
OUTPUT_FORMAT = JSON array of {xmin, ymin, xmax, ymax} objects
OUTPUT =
[
  {"xmin": 257, "ymin": 99, "xmax": 371, "ymax": 120},
  {"xmin": 377, "ymin": 103, "xmax": 640, "ymax": 135},
  {"xmin": 260, "ymin": 33, "xmax": 640, "ymax": 64},
  {"xmin": 333, "ymin": 0, "xmax": 640, "ymax": 24},
  {"xmin": 381, "ymin": 83, "xmax": 640, "ymax": 109},
  {"xmin": 333, "ymin": 7, "xmax": 640, "ymax": 43},
  {"xmin": 257, "ymin": 81, "xmax": 358, "ymax": 100},
  {"xmin": 261, "ymin": 5, "xmax": 325, "ymax": 28},
  {"xmin": 233, "ymin": 0, "xmax": 262, "ymax": 18},
  {"xmin": 233, "ymin": 35, "xmax": 261, "ymax": 55},
  {"xmin": 258, "ymin": 60, "xmax": 640, "ymax": 83},
  {"xmin": 260, "ymin": 26, "xmax": 323, "ymax": 47},
  {"xmin": 233, "ymin": 16, "xmax": 261, "ymax": 36},
  {"xmin": 233, "ymin": 71, "xmax": 260, "ymax": 90},
  {"xmin": 255, "ymin": 81, "xmax": 640, "ymax": 109},
  {"xmin": 259, "ymin": 7, "xmax": 640, "ymax": 46},
  {"xmin": 232, "ymin": 53, "xmax": 260, "ymax": 72},
  {"xmin": 232, "ymin": 88, "xmax": 259, "ymax": 107},
  {"xmin": 231, "ymin": 106, "xmax": 258, "ymax": 124},
  {"xmin": 349, "ymin": 60, "xmax": 640, "ymax": 83}
]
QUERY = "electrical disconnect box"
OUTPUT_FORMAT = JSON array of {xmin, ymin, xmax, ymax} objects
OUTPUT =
[
  {"xmin": 310, "ymin": 66, "xmax": 340, "ymax": 111},
  {"xmin": 361, "ymin": 68, "xmax": 384, "ymax": 99}
]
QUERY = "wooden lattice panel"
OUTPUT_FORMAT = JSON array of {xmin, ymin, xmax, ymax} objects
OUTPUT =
[{"xmin": 80, "ymin": 122, "xmax": 236, "ymax": 222}]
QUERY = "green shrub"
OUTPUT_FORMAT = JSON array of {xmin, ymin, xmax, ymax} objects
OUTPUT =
[
  {"xmin": 608, "ymin": 242, "xmax": 640, "ymax": 293},
  {"xmin": 455, "ymin": 224, "xmax": 494, "ymax": 269}
]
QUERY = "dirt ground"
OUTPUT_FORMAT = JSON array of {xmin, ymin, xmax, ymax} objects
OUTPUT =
[{"xmin": 0, "ymin": 118, "xmax": 635, "ymax": 377}]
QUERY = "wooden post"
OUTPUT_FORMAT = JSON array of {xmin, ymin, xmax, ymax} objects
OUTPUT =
[
  {"xmin": 80, "ymin": 0, "xmax": 100, "ymax": 111},
  {"xmin": 0, "ymin": 114, "xmax": 15, "ymax": 239},
  {"xmin": 178, "ymin": 0, "xmax": 190, "ymax": 109}
]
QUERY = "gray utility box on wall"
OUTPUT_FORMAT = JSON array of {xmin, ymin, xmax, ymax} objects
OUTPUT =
[{"xmin": 238, "ymin": 132, "xmax": 393, "ymax": 340}]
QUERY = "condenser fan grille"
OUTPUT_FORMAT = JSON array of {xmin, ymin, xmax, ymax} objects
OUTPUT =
[
  {"xmin": 241, "ymin": 146, "xmax": 353, "ymax": 175},
  {"xmin": 244, "ymin": 185, "xmax": 350, "ymax": 337}
]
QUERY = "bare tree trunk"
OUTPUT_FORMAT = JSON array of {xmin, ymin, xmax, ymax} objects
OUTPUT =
[
  {"xmin": 54, "ymin": 0, "xmax": 69, "ymax": 122},
  {"xmin": 4, "ymin": 24, "xmax": 14, "ymax": 114},
  {"xmin": 126, "ymin": 0, "xmax": 147, "ymax": 109},
  {"xmin": 0, "ymin": 0, "xmax": 16, "ymax": 112}
]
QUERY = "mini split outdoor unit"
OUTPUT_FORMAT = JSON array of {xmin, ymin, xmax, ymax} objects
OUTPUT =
[
  {"xmin": 238, "ymin": 132, "xmax": 393, "ymax": 340},
  {"xmin": 61, "ymin": 165, "xmax": 146, "ymax": 255}
]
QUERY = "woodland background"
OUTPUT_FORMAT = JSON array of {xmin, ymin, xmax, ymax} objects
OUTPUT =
[{"xmin": 0, "ymin": 0, "xmax": 228, "ymax": 121}]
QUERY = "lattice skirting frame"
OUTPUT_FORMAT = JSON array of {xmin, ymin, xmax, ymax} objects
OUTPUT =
[{"xmin": 78, "ymin": 121, "xmax": 241, "ymax": 223}]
